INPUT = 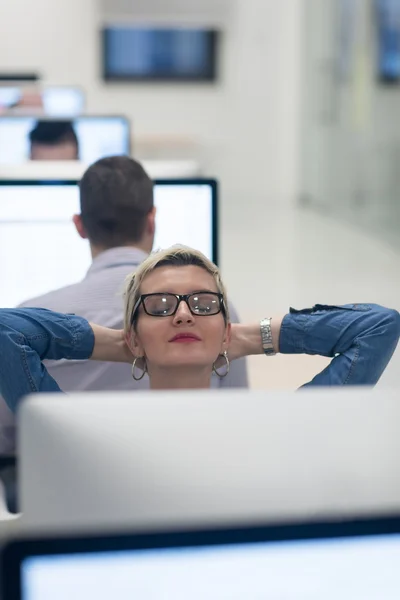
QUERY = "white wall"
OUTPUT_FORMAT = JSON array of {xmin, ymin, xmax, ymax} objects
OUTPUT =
[
  {"xmin": 0, "ymin": 0, "xmax": 302, "ymax": 211},
  {"xmin": 300, "ymin": 0, "xmax": 400, "ymax": 241}
]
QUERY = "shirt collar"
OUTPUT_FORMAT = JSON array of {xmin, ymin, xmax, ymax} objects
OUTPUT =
[{"xmin": 85, "ymin": 247, "xmax": 149, "ymax": 277}]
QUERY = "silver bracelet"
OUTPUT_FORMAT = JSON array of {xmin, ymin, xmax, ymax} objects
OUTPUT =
[{"xmin": 260, "ymin": 317, "xmax": 276, "ymax": 356}]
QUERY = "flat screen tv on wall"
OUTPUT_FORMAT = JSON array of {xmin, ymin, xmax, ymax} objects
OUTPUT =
[
  {"xmin": 102, "ymin": 26, "xmax": 219, "ymax": 82},
  {"xmin": 376, "ymin": 0, "xmax": 400, "ymax": 83}
]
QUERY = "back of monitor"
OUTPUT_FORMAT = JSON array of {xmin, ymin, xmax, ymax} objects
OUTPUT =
[{"xmin": 18, "ymin": 388, "xmax": 400, "ymax": 533}]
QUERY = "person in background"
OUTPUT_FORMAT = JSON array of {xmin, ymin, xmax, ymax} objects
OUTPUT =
[
  {"xmin": 0, "ymin": 89, "xmax": 44, "ymax": 114},
  {"xmin": 29, "ymin": 119, "xmax": 79, "ymax": 160},
  {"xmin": 12, "ymin": 89, "xmax": 44, "ymax": 111}
]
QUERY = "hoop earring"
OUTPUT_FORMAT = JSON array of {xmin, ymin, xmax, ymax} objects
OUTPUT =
[
  {"xmin": 213, "ymin": 351, "xmax": 230, "ymax": 379},
  {"xmin": 132, "ymin": 356, "xmax": 147, "ymax": 381}
]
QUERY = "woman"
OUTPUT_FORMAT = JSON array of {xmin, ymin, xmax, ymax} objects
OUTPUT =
[{"xmin": 0, "ymin": 245, "xmax": 399, "ymax": 412}]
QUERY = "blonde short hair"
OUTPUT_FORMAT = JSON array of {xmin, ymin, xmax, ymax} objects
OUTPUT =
[{"xmin": 124, "ymin": 245, "xmax": 229, "ymax": 332}]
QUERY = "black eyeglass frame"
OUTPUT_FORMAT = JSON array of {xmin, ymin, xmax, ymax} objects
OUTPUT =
[{"xmin": 131, "ymin": 292, "xmax": 225, "ymax": 323}]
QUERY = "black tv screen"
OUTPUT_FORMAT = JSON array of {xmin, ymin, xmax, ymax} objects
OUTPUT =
[
  {"xmin": 102, "ymin": 26, "xmax": 219, "ymax": 82},
  {"xmin": 376, "ymin": 0, "xmax": 400, "ymax": 82},
  {"xmin": 0, "ymin": 73, "xmax": 39, "ymax": 82}
]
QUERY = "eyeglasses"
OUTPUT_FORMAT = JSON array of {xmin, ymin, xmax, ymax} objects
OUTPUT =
[{"xmin": 131, "ymin": 292, "xmax": 225, "ymax": 321}]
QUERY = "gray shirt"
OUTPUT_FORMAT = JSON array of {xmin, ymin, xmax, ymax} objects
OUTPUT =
[{"xmin": 0, "ymin": 247, "xmax": 248, "ymax": 452}]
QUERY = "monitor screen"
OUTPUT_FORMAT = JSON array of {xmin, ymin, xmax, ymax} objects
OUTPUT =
[
  {"xmin": 3, "ymin": 518, "xmax": 400, "ymax": 599},
  {"xmin": 0, "ymin": 73, "xmax": 39, "ymax": 82},
  {"xmin": 0, "ymin": 116, "xmax": 130, "ymax": 164},
  {"xmin": 376, "ymin": 0, "xmax": 400, "ymax": 82},
  {"xmin": 103, "ymin": 27, "xmax": 218, "ymax": 81},
  {"xmin": 0, "ymin": 180, "xmax": 217, "ymax": 307},
  {"xmin": 0, "ymin": 87, "xmax": 85, "ymax": 116}
]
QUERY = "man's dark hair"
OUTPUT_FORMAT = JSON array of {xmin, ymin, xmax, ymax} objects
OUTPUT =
[
  {"xmin": 79, "ymin": 156, "xmax": 154, "ymax": 248},
  {"xmin": 29, "ymin": 120, "xmax": 79, "ymax": 150}
]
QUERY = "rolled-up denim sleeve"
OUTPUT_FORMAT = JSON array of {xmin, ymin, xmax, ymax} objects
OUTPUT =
[
  {"xmin": 0, "ymin": 308, "xmax": 94, "ymax": 412},
  {"xmin": 279, "ymin": 304, "xmax": 400, "ymax": 386}
]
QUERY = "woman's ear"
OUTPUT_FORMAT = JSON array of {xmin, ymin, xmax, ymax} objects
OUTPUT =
[{"xmin": 125, "ymin": 328, "xmax": 145, "ymax": 358}]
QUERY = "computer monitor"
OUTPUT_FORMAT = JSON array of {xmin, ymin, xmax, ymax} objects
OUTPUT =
[
  {"xmin": 0, "ymin": 74, "xmax": 39, "ymax": 83},
  {"xmin": 0, "ymin": 116, "xmax": 130, "ymax": 164},
  {"xmin": 0, "ymin": 86, "xmax": 85, "ymax": 116},
  {"xmin": 376, "ymin": 0, "xmax": 400, "ymax": 82},
  {"xmin": 18, "ymin": 389, "xmax": 400, "ymax": 533},
  {"xmin": 0, "ymin": 179, "xmax": 218, "ymax": 307},
  {"xmin": 2, "ymin": 515, "xmax": 400, "ymax": 599}
]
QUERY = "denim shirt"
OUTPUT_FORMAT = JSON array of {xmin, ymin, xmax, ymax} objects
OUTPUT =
[{"xmin": 0, "ymin": 304, "xmax": 399, "ymax": 413}]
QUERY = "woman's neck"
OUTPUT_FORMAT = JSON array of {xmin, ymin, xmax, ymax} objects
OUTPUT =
[{"xmin": 148, "ymin": 366, "xmax": 211, "ymax": 390}]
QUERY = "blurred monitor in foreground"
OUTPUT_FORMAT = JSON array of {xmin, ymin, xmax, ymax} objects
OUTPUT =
[
  {"xmin": 2, "ymin": 515, "xmax": 400, "ymax": 599},
  {"xmin": 17, "ymin": 389, "xmax": 400, "ymax": 532}
]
